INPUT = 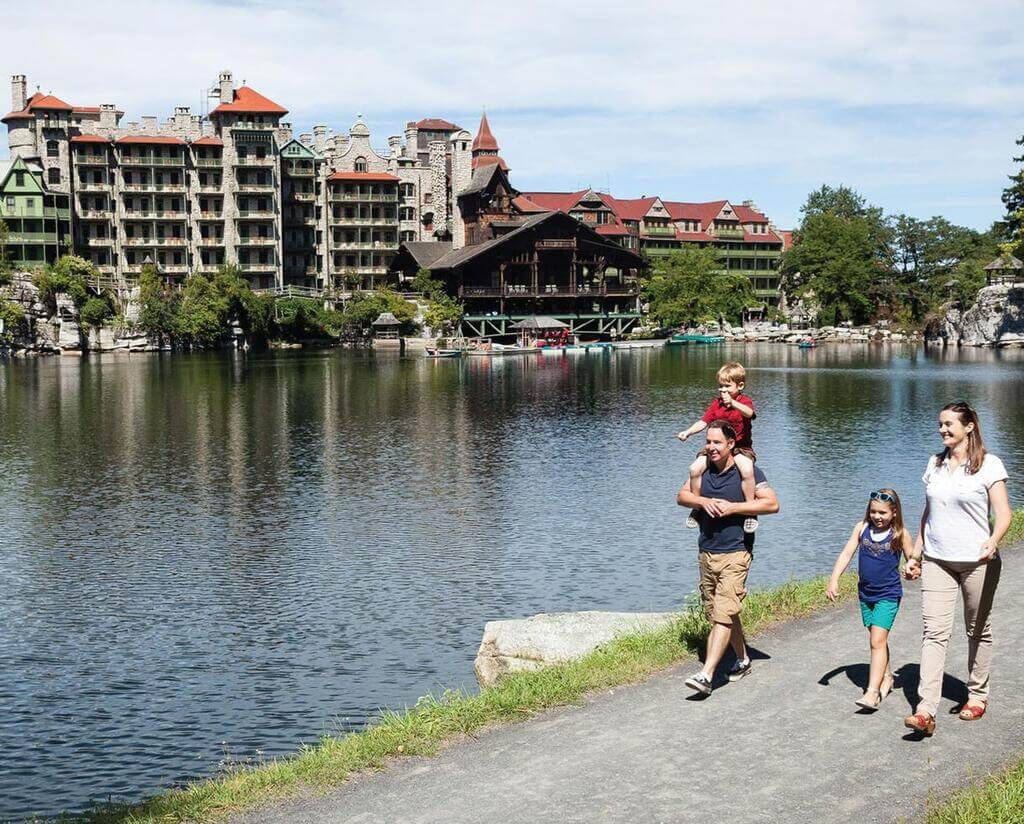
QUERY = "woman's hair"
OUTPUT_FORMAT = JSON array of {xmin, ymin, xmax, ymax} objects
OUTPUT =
[
  {"xmin": 863, "ymin": 488, "xmax": 909, "ymax": 553},
  {"xmin": 935, "ymin": 401, "xmax": 987, "ymax": 475},
  {"xmin": 706, "ymin": 419, "xmax": 737, "ymax": 442}
]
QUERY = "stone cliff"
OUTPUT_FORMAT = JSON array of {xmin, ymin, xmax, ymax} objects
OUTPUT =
[{"xmin": 934, "ymin": 283, "xmax": 1024, "ymax": 347}]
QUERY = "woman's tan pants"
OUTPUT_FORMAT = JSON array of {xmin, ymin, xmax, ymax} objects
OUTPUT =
[{"xmin": 917, "ymin": 555, "xmax": 1002, "ymax": 717}]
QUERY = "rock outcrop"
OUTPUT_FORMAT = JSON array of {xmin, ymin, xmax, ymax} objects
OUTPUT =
[
  {"xmin": 936, "ymin": 284, "xmax": 1024, "ymax": 347},
  {"xmin": 474, "ymin": 611, "xmax": 677, "ymax": 687}
]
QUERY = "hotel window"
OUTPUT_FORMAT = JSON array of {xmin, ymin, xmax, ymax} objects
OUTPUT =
[
  {"xmin": 354, "ymin": 157, "xmax": 367, "ymax": 172},
  {"xmin": 47, "ymin": 140, "xmax": 59, "ymax": 158}
]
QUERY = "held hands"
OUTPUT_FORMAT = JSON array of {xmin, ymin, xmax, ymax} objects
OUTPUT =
[
  {"xmin": 979, "ymin": 537, "xmax": 999, "ymax": 561},
  {"xmin": 904, "ymin": 557, "xmax": 921, "ymax": 580},
  {"xmin": 702, "ymin": 498, "xmax": 733, "ymax": 518}
]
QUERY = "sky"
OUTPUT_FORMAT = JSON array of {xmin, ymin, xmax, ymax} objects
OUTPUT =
[{"xmin": 4, "ymin": 0, "xmax": 1023, "ymax": 230}]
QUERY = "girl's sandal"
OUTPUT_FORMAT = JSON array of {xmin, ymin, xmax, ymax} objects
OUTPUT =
[
  {"xmin": 904, "ymin": 712, "xmax": 936, "ymax": 735},
  {"xmin": 958, "ymin": 703, "xmax": 986, "ymax": 721},
  {"xmin": 855, "ymin": 690, "xmax": 881, "ymax": 711}
]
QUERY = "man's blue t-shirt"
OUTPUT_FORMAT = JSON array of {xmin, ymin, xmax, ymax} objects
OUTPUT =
[{"xmin": 696, "ymin": 462, "xmax": 768, "ymax": 553}]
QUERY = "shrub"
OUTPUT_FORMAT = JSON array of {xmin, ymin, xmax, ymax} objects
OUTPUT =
[{"xmin": 79, "ymin": 295, "xmax": 114, "ymax": 330}]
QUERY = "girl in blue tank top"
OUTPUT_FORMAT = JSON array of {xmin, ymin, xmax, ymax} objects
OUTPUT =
[{"xmin": 826, "ymin": 488, "xmax": 912, "ymax": 711}]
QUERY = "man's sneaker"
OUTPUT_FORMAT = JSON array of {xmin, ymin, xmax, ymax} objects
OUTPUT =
[
  {"xmin": 684, "ymin": 672, "xmax": 713, "ymax": 696},
  {"xmin": 743, "ymin": 517, "xmax": 758, "ymax": 534},
  {"xmin": 686, "ymin": 511, "xmax": 700, "ymax": 529},
  {"xmin": 727, "ymin": 657, "xmax": 752, "ymax": 682}
]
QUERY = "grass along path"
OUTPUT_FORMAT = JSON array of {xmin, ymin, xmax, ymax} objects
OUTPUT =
[
  {"xmin": 61, "ymin": 509, "xmax": 1024, "ymax": 824},
  {"xmin": 63, "ymin": 573, "xmax": 860, "ymax": 823}
]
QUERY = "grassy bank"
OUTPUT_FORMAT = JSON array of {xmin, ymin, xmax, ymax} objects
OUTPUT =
[
  {"xmin": 64, "ymin": 573, "xmax": 858, "ymax": 824},
  {"xmin": 920, "ymin": 509, "xmax": 1024, "ymax": 823}
]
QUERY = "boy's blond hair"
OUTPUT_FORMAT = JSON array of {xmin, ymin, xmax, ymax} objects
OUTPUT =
[{"xmin": 717, "ymin": 361, "xmax": 746, "ymax": 385}]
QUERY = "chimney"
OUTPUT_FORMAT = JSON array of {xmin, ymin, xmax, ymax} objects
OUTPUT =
[
  {"xmin": 404, "ymin": 123, "xmax": 418, "ymax": 158},
  {"xmin": 219, "ymin": 70, "xmax": 233, "ymax": 104},
  {"xmin": 388, "ymin": 135, "xmax": 402, "ymax": 157},
  {"xmin": 142, "ymin": 116, "xmax": 157, "ymax": 132},
  {"xmin": 300, "ymin": 132, "xmax": 313, "ymax": 146},
  {"xmin": 313, "ymin": 124, "xmax": 327, "ymax": 151},
  {"xmin": 11, "ymin": 74, "xmax": 27, "ymax": 112},
  {"xmin": 100, "ymin": 103, "xmax": 117, "ymax": 128}
]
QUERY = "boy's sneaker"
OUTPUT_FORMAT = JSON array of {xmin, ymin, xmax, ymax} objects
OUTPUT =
[
  {"xmin": 727, "ymin": 657, "xmax": 752, "ymax": 682},
  {"xmin": 743, "ymin": 517, "xmax": 758, "ymax": 534},
  {"xmin": 686, "ymin": 510, "xmax": 700, "ymax": 529},
  {"xmin": 684, "ymin": 672, "xmax": 713, "ymax": 696}
]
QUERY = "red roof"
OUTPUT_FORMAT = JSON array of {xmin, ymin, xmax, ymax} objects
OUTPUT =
[
  {"xmin": 191, "ymin": 136, "xmax": 224, "ymax": 147},
  {"xmin": 596, "ymin": 224, "xmax": 631, "ymax": 236},
  {"xmin": 3, "ymin": 91, "xmax": 75, "ymax": 122},
  {"xmin": 746, "ymin": 230, "xmax": 782, "ymax": 245},
  {"xmin": 116, "ymin": 135, "xmax": 187, "ymax": 145},
  {"xmin": 604, "ymin": 196, "xmax": 659, "ymax": 221},
  {"xmin": 472, "ymin": 154, "xmax": 509, "ymax": 171},
  {"xmin": 733, "ymin": 204, "xmax": 769, "ymax": 223},
  {"xmin": 663, "ymin": 200, "xmax": 727, "ymax": 227},
  {"xmin": 513, "ymin": 195, "xmax": 549, "ymax": 213},
  {"xmin": 778, "ymin": 230, "xmax": 794, "ymax": 251},
  {"xmin": 415, "ymin": 118, "xmax": 459, "ymax": 130},
  {"xmin": 73, "ymin": 106, "xmax": 102, "ymax": 114},
  {"xmin": 471, "ymin": 112, "xmax": 499, "ymax": 152},
  {"xmin": 71, "ymin": 134, "xmax": 111, "ymax": 144},
  {"xmin": 329, "ymin": 172, "xmax": 399, "ymax": 182},
  {"xmin": 211, "ymin": 85, "xmax": 288, "ymax": 116},
  {"xmin": 518, "ymin": 191, "xmax": 586, "ymax": 212}
]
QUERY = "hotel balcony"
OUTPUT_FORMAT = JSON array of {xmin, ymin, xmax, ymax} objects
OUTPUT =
[
  {"xmin": 83, "ymin": 236, "xmax": 114, "ymax": 247},
  {"xmin": 197, "ymin": 212, "xmax": 224, "ymax": 221},
  {"xmin": 284, "ymin": 163, "xmax": 315, "ymax": 177},
  {"xmin": 330, "ymin": 240, "xmax": 398, "ymax": 251},
  {"xmin": 231, "ymin": 121, "xmax": 277, "ymax": 131},
  {"xmin": 122, "ymin": 210, "xmax": 187, "ymax": 220},
  {"xmin": 236, "ymin": 237, "xmax": 277, "ymax": 247},
  {"xmin": 235, "ymin": 210, "xmax": 276, "ymax": 219},
  {"xmin": 713, "ymin": 227, "xmax": 745, "ymax": 240},
  {"xmin": 77, "ymin": 209, "xmax": 113, "ymax": 220},
  {"xmin": 197, "ymin": 236, "xmax": 225, "ymax": 246},
  {"xmin": 194, "ymin": 157, "xmax": 223, "ymax": 168},
  {"xmin": 196, "ymin": 183, "xmax": 223, "ymax": 193},
  {"xmin": 641, "ymin": 225, "xmax": 676, "ymax": 237},
  {"xmin": 120, "ymin": 155, "xmax": 185, "ymax": 167},
  {"xmin": 74, "ymin": 154, "xmax": 109, "ymax": 166},
  {"xmin": 240, "ymin": 263, "xmax": 278, "ymax": 273},
  {"xmin": 77, "ymin": 181, "xmax": 112, "ymax": 192},
  {"xmin": 233, "ymin": 156, "xmax": 276, "ymax": 167},
  {"xmin": 235, "ymin": 182, "xmax": 275, "ymax": 193},
  {"xmin": 329, "ymin": 216, "xmax": 397, "ymax": 226},
  {"xmin": 7, "ymin": 232, "xmax": 57, "ymax": 243},
  {"xmin": 122, "ymin": 182, "xmax": 187, "ymax": 193},
  {"xmin": 458, "ymin": 282, "xmax": 639, "ymax": 298},
  {"xmin": 328, "ymin": 192, "xmax": 398, "ymax": 203},
  {"xmin": 123, "ymin": 236, "xmax": 187, "ymax": 247},
  {"xmin": 284, "ymin": 215, "xmax": 316, "ymax": 226}
]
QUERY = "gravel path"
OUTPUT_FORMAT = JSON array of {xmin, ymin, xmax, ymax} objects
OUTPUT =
[{"xmin": 232, "ymin": 550, "xmax": 1023, "ymax": 823}]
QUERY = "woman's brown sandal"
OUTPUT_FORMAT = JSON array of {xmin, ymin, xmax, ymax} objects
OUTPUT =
[
  {"xmin": 958, "ymin": 703, "xmax": 986, "ymax": 721},
  {"xmin": 904, "ymin": 712, "xmax": 936, "ymax": 735}
]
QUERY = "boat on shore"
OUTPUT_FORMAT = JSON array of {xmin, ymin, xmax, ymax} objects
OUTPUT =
[
  {"xmin": 612, "ymin": 339, "xmax": 666, "ymax": 350},
  {"xmin": 666, "ymin": 333, "xmax": 725, "ymax": 345},
  {"xmin": 464, "ymin": 344, "xmax": 541, "ymax": 357}
]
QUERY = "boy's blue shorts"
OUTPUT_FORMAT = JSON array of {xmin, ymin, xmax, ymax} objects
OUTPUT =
[{"xmin": 860, "ymin": 598, "xmax": 900, "ymax": 630}]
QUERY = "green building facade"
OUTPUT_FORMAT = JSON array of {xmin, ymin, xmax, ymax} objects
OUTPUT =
[{"xmin": 0, "ymin": 156, "xmax": 71, "ymax": 268}]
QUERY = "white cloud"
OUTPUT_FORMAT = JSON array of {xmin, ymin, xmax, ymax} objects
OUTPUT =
[{"xmin": 3, "ymin": 0, "xmax": 1022, "ymax": 227}]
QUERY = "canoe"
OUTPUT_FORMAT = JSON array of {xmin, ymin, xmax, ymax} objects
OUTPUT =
[
  {"xmin": 668, "ymin": 334, "xmax": 724, "ymax": 345},
  {"xmin": 425, "ymin": 349, "xmax": 462, "ymax": 358}
]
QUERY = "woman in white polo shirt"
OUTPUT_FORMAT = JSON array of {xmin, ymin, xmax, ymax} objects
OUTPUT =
[{"xmin": 903, "ymin": 402, "xmax": 1012, "ymax": 736}]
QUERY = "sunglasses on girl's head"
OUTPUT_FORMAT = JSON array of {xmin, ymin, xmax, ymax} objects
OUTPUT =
[{"xmin": 870, "ymin": 491, "xmax": 895, "ymax": 503}]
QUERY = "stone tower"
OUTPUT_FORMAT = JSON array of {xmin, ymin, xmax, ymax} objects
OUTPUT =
[{"xmin": 449, "ymin": 129, "xmax": 472, "ymax": 250}]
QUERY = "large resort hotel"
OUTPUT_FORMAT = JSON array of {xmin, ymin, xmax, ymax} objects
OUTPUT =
[{"xmin": 1, "ymin": 71, "xmax": 788, "ymax": 337}]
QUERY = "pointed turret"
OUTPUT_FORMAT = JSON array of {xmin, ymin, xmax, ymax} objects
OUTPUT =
[{"xmin": 470, "ymin": 111, "xmax": 508, "ymax": 172}]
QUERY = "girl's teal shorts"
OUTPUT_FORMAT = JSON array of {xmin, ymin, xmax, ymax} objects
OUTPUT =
[{"xmin": 859, "ymin": 598, "xmax": 900, "ymax": 630}]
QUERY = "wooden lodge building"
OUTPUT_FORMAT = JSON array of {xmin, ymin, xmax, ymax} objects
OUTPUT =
[{"xmin": 390, "ymin": 115, "xmax": 646, "ymax": 339}]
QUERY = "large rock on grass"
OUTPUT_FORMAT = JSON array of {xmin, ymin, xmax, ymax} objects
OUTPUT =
[{"xmin": 474, "ymin": 611, "xmax": 677, "ymax": 687}]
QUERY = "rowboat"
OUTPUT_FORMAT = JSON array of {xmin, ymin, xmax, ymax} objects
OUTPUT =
[
  {"xmin": 425, "ymin": 348, "xmax": 462, "ymax": 359},
  {"xmin": 797, "ymin": 340, "xmax": 818, "ymax": 349}
]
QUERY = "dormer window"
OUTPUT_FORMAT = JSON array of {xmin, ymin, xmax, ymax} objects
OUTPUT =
[{"xmin": 354, "ymin": 157, "xmax": 367, "ymax": 172}]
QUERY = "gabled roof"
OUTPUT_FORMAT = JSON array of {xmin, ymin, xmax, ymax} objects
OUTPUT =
[
  {"xmin": 513, "ymin": 195, "xmax": 550, "ymax": 213},
  {"xmin": 517, "ymin": 190, "xmax": 587, "ymax": 212},
  {"xmin": 0, "ymin": 155, "xmax": 45, "ymax": 193},
  {"xmin": 460, "ymin": 162, "xmax": 512, "ymax": 197},
  {"xmin": 71, "ymin": 134, "xmax": 111, "ymax": 144},
  {"xmin": 329, "ymin": 171, "xmax": 399, "ymax": 182},
  {"xmin": 415, "ymin": 118, "xmax": 460, "ymax": 130},
  {"xmin": 596, "ymin": 224, "xmax": 631, "ymax": 236},
  {"xmin": 210, "ymin": 85, "xmax": 288, "ymax": 116},
  {"xmin": 72, "ymin": 106, "xmax": 102, "ymax": 114},
  {"xmin": 605, "ymin": 196, "xmax": 659, "ymax": 221},
  {"xmin": 427, "ymin": 211, "xmax": 643, "ymax": 272},
  {"xmin": 733, "ymin": 204, "xmax": 769, "ymax": 223},
  {"xmin": 116, "ymin": 135, "xmax": 187, "ymax": 145},
  {"xmin": 471, "ymin": 154, "xmax": 509, "ymax": 172},
  {"xmin": 191, "ymin": 136, "xmax": 224, "ymax": 147},
  {"xmin": 400, "ymin": 241, "xmax": 454, "ymax": 269},
  {"xmin": 471, "ymin": 112, "xmax": 499, "ymax": 152},
  {"xmin": 279, "ymin": 137, "xmax": 318, "ymax": 158},
  {"xmin": 663, "ymin": 200, "xmax": 727, "ymax": 226},
  {"xmin": 3, "ymin": 91, "xmax": 75, "ymax": 122}
]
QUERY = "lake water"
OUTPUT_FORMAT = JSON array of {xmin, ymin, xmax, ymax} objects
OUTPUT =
[{"xmin": 1, "ymin": 344, "xmax": 1022, "ymax": 819}]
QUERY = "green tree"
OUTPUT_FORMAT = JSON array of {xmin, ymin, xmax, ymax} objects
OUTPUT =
[
  {"xmin": 32, "ymin": 254, "xmax": 95, "ymax": 310},
  {"xmin": 642, "ymin": 246, "xmax": 753, "ymax": 327},
  {"xmin": 1000, "ymin": 134, "xmax": 1024, "ymax": 252},
  {"xmin": 175, "ymin": 272, "xmax": 229, "ymax": 347},
  {"xmin": 424, "ymin": 293, "xmax": 463, "ymax": 337},
  {"xmin": 407, "ymin": 268, "xmax": 447, "ymax": 300},
  {"xmin": 79, "ymin": 295, "xmax": 114, "ymax": 330},
  {"xmin": 340, "ymin": 289, "xmax": 420, "ymax": 336},
  {"xmin": 137, "ymin": 264, "xmax": 180, "ymax": 347},
  {"xmin": 0, "ymin": 299, "xmax": 24, "ymax": 344}
]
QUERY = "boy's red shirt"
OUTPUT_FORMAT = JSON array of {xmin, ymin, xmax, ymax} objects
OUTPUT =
[{"xmin": 701, "ymin": 393, "xmax": 756, "ymax": 449}]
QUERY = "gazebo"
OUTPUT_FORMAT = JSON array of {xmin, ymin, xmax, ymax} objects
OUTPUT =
[
  {"xmin": 509, "ymin": 315, "xmax": 570, "ymax": 347},
  {"xmin": 372, "ymin": 312, "xmax": 401, "ymax": 340},
  {"xmin": 983, "ymin": 255, "xmax": 1024, "ymax": 286}
]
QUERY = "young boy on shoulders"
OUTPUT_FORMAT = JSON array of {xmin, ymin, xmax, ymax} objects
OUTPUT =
[{"xmin": 678, "ymin": 362, "xmax": 758, "ymax": 533}]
